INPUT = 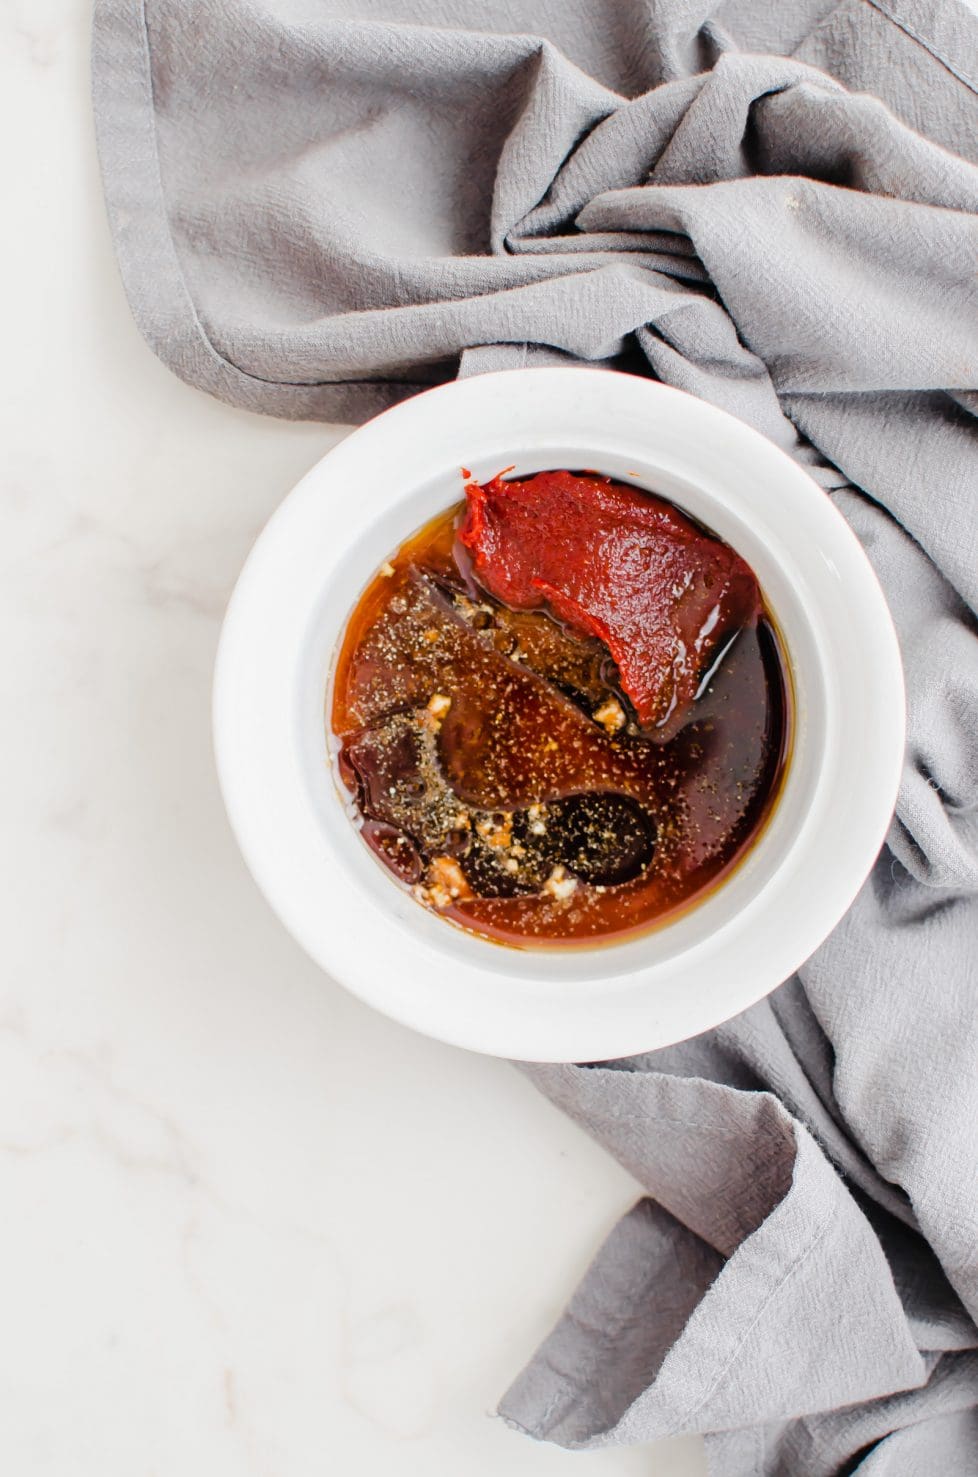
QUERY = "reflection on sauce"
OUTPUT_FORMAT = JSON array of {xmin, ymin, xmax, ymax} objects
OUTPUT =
[{"xmin": 330, "ymin": 471, "xmax": 791, "ymax": 949}]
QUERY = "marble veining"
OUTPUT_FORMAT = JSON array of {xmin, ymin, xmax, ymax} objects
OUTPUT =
[{"xmin": 0, "ymin": 3, "xmax": 705, "ymax": 1472}]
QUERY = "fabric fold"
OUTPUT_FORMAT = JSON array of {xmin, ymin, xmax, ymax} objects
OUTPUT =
[
  {"xmin": 501, "ymin": 1127, "xmax": 927, "ymax": 1449},
  {"xmin": 92, "ymin": 1, "xmax": 978, "ymax": 1470}
]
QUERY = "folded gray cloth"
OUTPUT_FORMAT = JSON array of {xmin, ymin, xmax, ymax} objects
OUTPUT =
[{"xmin": 93, "ymin": 2, "xmax": 978, "ymax": 1471}]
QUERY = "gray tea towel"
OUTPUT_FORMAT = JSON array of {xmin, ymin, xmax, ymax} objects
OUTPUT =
[{"xmin": 92, "ymin": 2, "xmax": 978, "ymax": 1472}]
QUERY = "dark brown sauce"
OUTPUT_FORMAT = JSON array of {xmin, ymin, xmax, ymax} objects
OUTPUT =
[{"xmin": 330, "ymin": 487, "xmax": 791, "ymax": 949}]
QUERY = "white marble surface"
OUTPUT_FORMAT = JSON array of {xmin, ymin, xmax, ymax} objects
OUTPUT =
[{"xmin": 0, "ymin": 5, "xmax": 706, "ymax": 1473}]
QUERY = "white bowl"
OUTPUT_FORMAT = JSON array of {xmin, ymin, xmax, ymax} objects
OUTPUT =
[{"xmin": 213, "ymin": 369, "xmax": 904, "ymax": 1062}]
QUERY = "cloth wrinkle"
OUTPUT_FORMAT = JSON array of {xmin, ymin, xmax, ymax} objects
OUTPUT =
[{"xmin": 92, "ymin": 1, "xmax": 978, "ymax": 1470}]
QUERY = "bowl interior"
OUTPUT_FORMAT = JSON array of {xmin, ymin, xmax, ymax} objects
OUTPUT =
[
  {"xmin": 215, "ymin": 369, "xmax": 904, "ymax": 1059},
  {"xmin": 304, "ymin": 447, "xmax": 826, "ymax": 984}
]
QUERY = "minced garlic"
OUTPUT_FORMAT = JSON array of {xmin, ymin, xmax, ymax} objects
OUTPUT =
[
  {"xmin": 427, "ymin": 693, "xmax": 452, "ymax": 721},
  {"xmin": 543, "ymin": 865, "xmax": 578, "ymax": 902},
  {"xmin": 593, "ymin": 697, "xmax": 626, "ymax": 733},
  {"xmin": 426, "ymin": 855, "xmax": 472, "ymax": 905},
  {"xmin": 476, "ymin": 815, "xmax": 513, "ymax": 849}
]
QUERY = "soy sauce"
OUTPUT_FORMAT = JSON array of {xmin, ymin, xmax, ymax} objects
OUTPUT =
[{"xmin": 330, "ymin": 492, "xmax": 791, "ymax": 949}]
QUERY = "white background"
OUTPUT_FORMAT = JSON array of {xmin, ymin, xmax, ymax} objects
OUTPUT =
[{"xmin": 1, "ymin": 4, "xmax": 705, "ymax": 1473}]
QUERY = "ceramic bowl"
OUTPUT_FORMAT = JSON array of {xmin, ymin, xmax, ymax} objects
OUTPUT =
[{"xmin": 213, "ymin": 369, "xmax": 904, "ymax": 1062}]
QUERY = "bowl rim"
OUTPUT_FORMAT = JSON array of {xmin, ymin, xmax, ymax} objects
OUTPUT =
[{"xmin": 213, "ymin": 368, "xmax": 905, "ymax": 1061}]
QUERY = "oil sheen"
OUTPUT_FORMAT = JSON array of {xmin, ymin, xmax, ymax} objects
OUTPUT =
[{"xmin": 330, "ymin": 475, "xmax": 791, "ymax": 949}]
